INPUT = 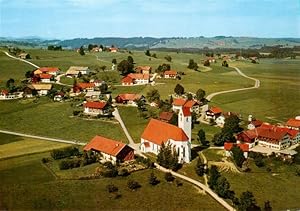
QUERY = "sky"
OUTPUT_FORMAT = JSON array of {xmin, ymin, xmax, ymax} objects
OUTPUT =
[{"xmin": 0, "ymin": 0, "xmax": 299, "ymax": 39}]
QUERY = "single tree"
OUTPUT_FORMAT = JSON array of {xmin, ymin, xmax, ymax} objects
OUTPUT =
[
  {"xmin": 222, "ymin": 60, "xmax": 229, "ymax": 67},
  {"xmin": 146, "ymin": 89, "xmax": 160, "ymax": 102},
  {"xmin": 187, "ymin": 93, "xmax": 193, "ymax": 100},
  {"xmin": 79, "ymin": 46, "xmax": 85, "ymax": 56},
  {"xmin": 208, "ymin": 165, "xmax": 220, "ymax": 189},
  {"xmin": 204, "ymin": 60, "xmax": 210, "ymax": 66},
  {"xmin": 6, "ymin": 78, "xmax": 15, "ymax": 91},
  {"xmin": 152, "ymin": 53, "xmax": 157, "ymax": 58},
  {"xmin": 215, "ymin": 176, "xmax": 231, "ymax": 198},
  {"xmin": 197, "ymin": 129, "xmax": 206, "ymax": 146},
  {"xmin": 196, "ymin": 89, "xmax": 206, "ymax": 101},
  {"xmin": 187, "ymin": 59, "xmax": 198, "ymax": 70},
  {"xmin": 165, "ymin": 55, "xmax": 172, "ymax": 62},
  {"xmin": 174, "ymin": 84, "xmax": 184, "ymax": 95},
  {"xmin": 231, "ymin": 146, "xmax": 245, "ymax": 168},
  {"xmin": 195, "ymin": 158, "xmax": 206, "ymax": 176},
  {"xmin": 127, "ymin": 56, "xmax": 134, "ymax": 65},
  {"xmin": 117, "ymin": 60, "xmax": 133, "ymax": 75},
  {"xmin": 157, "ymin": 142, "xmax": 179, "ymax": 170},
  {"xmin": 264, "ymin": 201, "xmax": 272, "ymax": 211},
  {"xmin": 100, "ymin": 82, "xmax": 108, "ymax": 93},
  {"xmin": 127, "ymin": 180, "xmax": 141, "ymax": 191},
  {"xmin": 148, "ymin": 172, "xmax": 159, "ymax": 185},
  {"xmin": 145, "ymin": 49, "xmax": 151, "ymax": 56},
  {"xmin": 106, "ymin": 184, "xmax": 118, "ymax": 193},
  {"xmin": 112, "ymin": 58, "xmax": 117, "ymax": 64},
  {"xmin": 164, "ymin": 172, "xmax": 175, "ymax": 182},
  {"xmin": 25, "ymin": 71, "xmax": 33, "ymax": 79},
  {"xmin": 239, "ymin": 191, "xmax": 257, "ymax": 211},
  {"xmin": 156, "ymin": 63, "xmax": 170, "ymax": 74},
  {"xmin": 223, "ymin": 115, "xmax": 241, "ymax": 134}
]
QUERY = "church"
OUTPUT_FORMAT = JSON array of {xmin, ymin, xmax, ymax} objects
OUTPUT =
[{"xmin": 140, "ymin": 107, "xmax": 192, "ymax": 163}]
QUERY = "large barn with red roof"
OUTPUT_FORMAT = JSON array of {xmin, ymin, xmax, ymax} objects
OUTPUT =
[{"xmin": 140, "ymin": 107, "xmax": 192, "ymax": 163}]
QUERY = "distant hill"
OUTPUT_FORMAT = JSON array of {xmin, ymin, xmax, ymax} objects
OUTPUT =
[{"xmin": 1, "ymin": 36, "xmax": 300, "ymax": 49}]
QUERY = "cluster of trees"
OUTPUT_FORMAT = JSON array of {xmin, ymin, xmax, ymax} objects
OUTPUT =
[
  {"xmin": 79, "ymin": 46, "xmax": 85, "ymax": 56},
  {"xmin": 174, "ymin": 84, "xmax": 184, "ymax": 95},
  {"xmin": 231, "ymin": 146, "xmax": 245, "ymax": 168},
  {"xmin": 59, "ymin": 158, "xmax": 82, "ymax": 170},
  {"xmin": 145, "ymin": 49, "xmax": 157, "ymax": 58},
  {"xmin": 48, "ymin": 45, "xmax": 62, "ymax": 51},
  {"xmin": 203, "ymin": 60, "xmax": 210, "ymax": 66},
  {"xmin": 222, "ymin": 60, "xmax": 229, "ymax": 67},
  {"xmin": 164, "ymin": 55, "xmax": 172, "ymax": 62},
  {"xmin": 117, "ymin": 56, "xmax": 134, "ymax": 75},
  {"xmin": 212, "ymin": 115, "xmax": 242, "ymax": 146},
  {"xmin": 157, "ymin": 143, "xmax": 180, "ymax": 170},
  {"xmin": 155, "ymin": 63, "xmax": 170, "ymax": 74},
  {"xmin": 51, "ymin": 147, "xmax": 79, "ymax": 160},
  {"xmin": 187, "ymin": 59, "xmax": 199, "ymax": 70},
  {"xmin": 195, "ymin": 158, "xmax": 207, "ymax": 176},
  {"xmin": 8, "ymin": 47, "xmax": 22, "ymax": 56}
]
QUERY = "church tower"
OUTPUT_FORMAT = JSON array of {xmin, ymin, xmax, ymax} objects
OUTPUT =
[{"xmin": 178, "ymin": 106, "xmax": 192, "ymax": 143}]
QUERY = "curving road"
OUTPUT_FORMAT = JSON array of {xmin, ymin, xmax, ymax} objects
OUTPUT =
[{"xmin": 2, "ymin": 51, "xmax": 40, "ymax": 68}]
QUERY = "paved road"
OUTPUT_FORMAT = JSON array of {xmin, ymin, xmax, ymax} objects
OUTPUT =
[
  {"xmin": 0, "ymin": 130, "xmax": 86, "ymax": 146},
  {"xmin": 2, "ymin": 51, "xmax": 40, "ymax": 68},
  {"xmin": 155, "ymin": 163, "xmax": 235, "ymax": 211},
  {"xmin": 55, "ymin": 73, "xmax": 73, "ymax": 87}
]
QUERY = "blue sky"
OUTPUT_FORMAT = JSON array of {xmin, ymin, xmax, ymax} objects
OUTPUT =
[{"xmin": 0, "ymin": 0, "xmax": 299, "ymax": 39}]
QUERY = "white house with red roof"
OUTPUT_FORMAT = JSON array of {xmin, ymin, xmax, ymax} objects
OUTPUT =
[
  {"xmin": 34, "ymin": 67, "xmax": 60, "ymax": 76},
  {"xmin": 77, "ymin": 83, "xmax": 95, "ymax": 92},
  {"xmin": 286, "ymin": 118, "xmax": 300, "ymax": 130},
  {"xmin": 224, "ymin": 142, "xmax": 249, "ymax": 158},
  {"xmin": 115, "ymin": 93, "xmax": 144, "ymax": 106},
  {"xmin": 121, "ymin": 73, "xmax": 150, "ymax": 86},
  {"xmin": 172, "ymin": 98, "xmax": 200, "ymax": 114},
  {"xmin": 215, "ymin": 112, "xmax": 239, "ymax": 128},
  {"xmin": 83, "ymin": 101, "xmax": 109, "ymax": 116},
  {"xmin": 140, "ymin": 107, "xmax": 192, "ymax": 163},
  {"xmin": 84, "ymin": 135, "xmax": 134, "ymax": 164},
  {"xmin": 40, "ymin": 73, "xmax": 55, "ymax": 83},
  {"xmin": 205, "ymin": 107, "xmax": 222, "ymax": 120},
  {"xmin": 164, "ymin": 70, "xmax": 177, "ymax": 79},
  {"xmin": 247, "ymin": 119, "xmax": 263, "ymax": 130}
]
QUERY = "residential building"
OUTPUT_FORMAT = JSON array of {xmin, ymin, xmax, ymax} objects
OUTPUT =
[
  {"xmin": 39, "ymin": 73, "xmax": 54, "ymax": 83},
  {"xmin": 224, "ymin": 142, "xmax": 249, "ymax": 158},
  {"xmin": 121, "ymin": 73, "xmax": 150, "ymax": 85},
  {"xmin": 205, "ymin": 107, "xmax": 222, "ymax": 120},
  {"xmin": 164, "ymin": 70, "xmax": 177, "ymax": 79},
  {"xmin": 19, "ymin": 53, "xmax": 30, "ymax": 59},
  {"xmin": 286, "ymin": 118, "xmax": 300, "ymax": 130},
  {"xmin": 85, "ymin": 91, "xmax": 101, "ymax": 101},
  {"xmin": 35, "ymin": 67, "xmax": 60, "ymax": 76},
  {"xmin": 83, "ymin": 101, "xmax": 109, "ymax": 116},
  {"xmin": 140, "ymin": 107, "xmax": 192, "ymax": 163},
  {"xmin": 248, "ymin": 119, "xmax": 263, "ymax": 130},
  {"xmin": 84, "ymin": 135, "xmax": 134, "ymax": 164},
  {"xmin": 66, "ymin": 66, "xmax": 89, "ymax": 77},
  {"xmin": 215, "ymin": 112, "xmax": 239, "ymax": 128},
  {"xmin": 135, "ymin": 66, "xmax": 152, "ymax": 74},
  {"xmin": 31, "ymin": 84, "xmax": 52, "ymax": 96},
  {"xmin": 172, "ymin": 98, "xmax": 200, "ymax": 114},
  {"xmin": 109, "ymin": 47, "xmax": 118, "ymax": 53},
  {"xmin": 77, "ymin": 83, "xmax": 95, "ymax": 92},
  {"xmin": 115, "ymin": 94, "xmax": 144, "ymax": 106}
]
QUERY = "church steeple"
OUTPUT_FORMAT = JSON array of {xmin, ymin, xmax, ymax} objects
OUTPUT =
[{"xmin": 178, "ymin": 106, "xmax": 192, "ymax": 143}]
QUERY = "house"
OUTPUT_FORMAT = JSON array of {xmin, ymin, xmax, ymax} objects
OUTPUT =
[
  {"xmin": 172, "ymin": 98, "xmax": 200, "ymax": 114},
  {"xmin": 205, "ymin": 107, "xmax": 222, "ymax": 120},
  {"xmin": 256, "ymin": 128, "xmax": 290, "ymax": 150},
  {"xmin": 115, "ymin": 94, "xmax": 144, "ymax": 106},
  {"xmin": 206, "ymin": 57, "xmax": 216, "ymax": 63},
  {"xmin": 140, "ymin": 107, "xmax": 192, "ymax": 163},
  {"xmin": 248, "ymin": 119, "xmax": 263, "ymax": 130},
  {"xmin": 77, "ymin": 83, "xmax": 95, "ymax": 92},
  {"xmin": 91, "ymin": 79, "xmax": 102, "ymax": 87},
  {"xmin": 83, "ymin": 101, "xmax": 110, "ymax": 116},
  {"xmin": 135, "ymin": 66, "xmax": 152, "ymax": 74},
  {"xmin": 85, "ymin": 91, "xmax": 101, "ymax": 100},
  {"xmin": 84, "ymin": 135, "xmax": 134, "ymax": 164},
  {"xmin": 0, "ymin": 90, "xmax": 23, "ymax": 100},
  {"xmin": 31, "ymin": 84, "xmax": 52, "ymax": 96},
  {"xmin": 39, "ymin": 73, "xmax": 54, "ymax": 83},
  {"xmin": 224, "ymin": 142, "xmax": 249, "ymax": 158},
  {"xmin": 236, "ymin": 130, "xmax": 258, "ymax": 148},
  {"xmin": 121, "ymin": 76, "xmax": 135, "ymax": 86},
  {"xmin": 164, "ymin": 70, "xmax": 177, "ymax": 79},
  {"xmin": 66, "ymin": 66, "xmax": 89, "ymax": 77},
  {"xmin": 109, "ymin": 47, "xmax": 118, "ymax": 53},
  {"xmin": 158, "ymin": 111, "xmax": 175, "ymax": 123},
  {"xmin": 19, "ymin": 53, "xmax": 30, "ymax": 59},
  {"xmin": 91, "ymin": 47, "xmax": 102, "ymax": 52},
  {"xmin": 286, "ymin": 118, "xmax": 300, "ymax": 130},
  {"xmin": 54, "ymin": 92, "xmax": 65, "ymax": 102},
  {"xmin": 215, "ymin": 112, "xmax": 239, "ymax": 128},
  {"xmin": 121, "ymin": 74, "xmax": 150, "ymax": 85},
  {"xmin": 35, "ymin": 67, "xmax": 60, "ymax": 76}
]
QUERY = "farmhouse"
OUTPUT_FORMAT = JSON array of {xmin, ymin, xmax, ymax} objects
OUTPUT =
[
  {"xmin": 35, "ymin": 67, "xmax": 60, "ymax": 76},
  {"xmin": 84, "ymin": 135, "xmax": 134, "ymax": 164},
  {"xmin": 77, "ymin": 83, "xmax": 95, "ymax": 92},
  {"xmin": 83, "ymin": 101, "xmax": 110, "ymax": 116},
  {"xmin": 140, "ymin": 107, "xmax": 192, "ymax": 163},
  {"xmin": 39, "ymin": 73, "xmax": 54, "ymax": 83},
  {"xmin": 0, "ymin": 90, "xmax": 23, "ymax": 100},
  {"xmin": 224, "ymin": 142, "xmax": 249, "ymax": 158},
  {"xmin": 115, "ymin": 93, "xmax": 144, "ymax": 106},
  {"xmin": 286, "ymin": 118, "xmax": 300, "ymax": 130},
  {"xmin": 66, "ymin": 66, "xmax": 90, "ymax": 77},
  {"xmin": 164, "ymin": 70, "xmax": 177, "ymax": 79},
  {"xmin": 205, "ymin": 107, "xmax": 222, "ymax": 120},
  {"xmin": 85, "ymin": 91, "xmax": 101, "ymax": 100},
  {"xmin": 31, "ymin": 84, "xmax": 52, "ymax": 96},
  {"xmin": 135, "ymin": 66, "xmax": 152, "ymax": 74},
  {"xmin": 19, "ymin": 53, "xmax": 30, "ymax": 59},
  {"xmin": 248, "ymin": 119, "xmax": 263, "ymax": 130},
  {"xmin": 54, "ymin": 92, "xmax": 65, "ymax": 102},
  {"xmin": 206, "ymin": 57, "xmax": 216, "ymax": 63},
  {"xmin": 172, "ymin": 98, "xmax": 200, "ymax": 113},
  {"xmin": 121, "ymin": 73, "xmax": 150, "ymax": 85},
  {"xmin": 109, "ymin": 47, "xmax": 118, "ymax": 53}
]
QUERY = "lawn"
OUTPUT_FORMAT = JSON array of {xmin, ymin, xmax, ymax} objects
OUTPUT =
[
  {"xmin": 0, "ymin": 134, "xmax": 69, "ymax": 160},
  {"xmin": 192, "ymin": 123, "xmax": 221, "ymax": 144},
  {"xmin": 0, "ymin": 98, "xmax": 127, "ymax": 143},
  {"xmin": 0, "ymin": 152, "xmax": 225, "ymax": 210},
  {"xmin": 211, "ymin": 59, "xmax": 300, "ymax": 123}
]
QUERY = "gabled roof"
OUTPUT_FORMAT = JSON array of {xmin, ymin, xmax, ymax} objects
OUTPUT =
[
  {"xmin": 164, "ymin": 70, "xmax": 177, "ymax": 75},
  {"xmin": 1, "ymin": 90, "xmax": 9, "ymax": 95},
  {"xmin": 39, "ymin": 73, "xmax": 53, "ymax": 79},
  {"xmin": 84, "ymin": 135, "xmax": 128, "ymax": 157},
  {"xmin": 286, "ymin": 118, "xmax": 300, "ymax": 128},
  {"xmin": 249, "ymin": 120, "xmax": 263, "ymax": 127},
  {"xmin": 116, "ymin": 93, "xmax": 142, "ymax": 101},
  {"xmin": 31, "ymin": 84, "xmax": 52, "ymax": 90},
  {"xmin": 224, "ymin": 142, "xmax": 249, "ymax": 152},
  {"xmin": 158, "ymin": 111, "xmax": 174, "ymax": 122},
  {"xmin": 172, "ymin": 98, "xmax": 198, "ymax": 108},
  {"xmin": 84, "ymin": 101, "xmax": 107, "ymax": 109},
  {"xmin": 256, "ymin": 128, "xmax": 288, "ymax": 142},
  {"xmin": 78, "ymin": 83, "xmax": 95, "ymax": 89},
  {"xmin": 122, "ymin": 76, "xmax": 135, "ymax": 83},
  {"xmin": 208, "ymin": 107, "xmax": 222, "ymax": 114},
  {"xmin": 181, "ymin": 106, "xmax": 191, "ymax": 117},
  {"xmin": 38, "ymin": 67, "xmax": 59, "ymax": 73},
  {"xmin": 66, "ymin": 66, "xmax": 89, "ymax": 75},
  {"xmin": 141, "ymin": 119, "xmax": 189, "ymax": 145},
  {"xmin": 127, "ymin": 73, "xmax": 150, "ymax": 80}
]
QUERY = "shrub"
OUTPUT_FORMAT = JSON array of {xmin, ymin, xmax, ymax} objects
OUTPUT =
[
  {"xmin": 41, "ymin": 158, "xmax": 49, "ymax": 163},
  {"xmin": 73, "ymin": 110, "xmax": 80, "ymax": 116},
  {"xmin": 148, "ymin": 172, "xmax": 160, "ymax": 186},
  {"xmin": 106, "ymin": 184, "xmax": 118, "ymax": 193},
  {"xmin": 103, "ymin": 161, "xmax": 114, "ymax": 169},
  {"xmin": 59, "ymin": 159, "xmax": 81, "ymax": 170},
  {"xmin": 135, "ymin": 155, "xmax": 153, "ymax": 168},
  {"xmin": 51, "ymin": 147, "xmax": 79, "ymax": 160},
  {"xmin": 164, "ymin": 172, "xmax": 174, "ymax": 182},
  {"xmin": 118, "ymin": 168, "xmax": 129, "ymax": 177},
  {"xmin": 101, "ymin": 168, "xmax": 118, "ymax": 178},
  {"xmin": 127, "ymin": 180, "xmax": 141, "ymax": 190},
  {"xmin": 175, "ymin": 179, "xmax": 183, "ymax": 187}
]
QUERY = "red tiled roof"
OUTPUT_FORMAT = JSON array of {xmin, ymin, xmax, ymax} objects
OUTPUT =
[
  {"xmin": 224, "ymin": 142, "xmax": 249, "ymax": 152},
  {"xmin": 38, "ymin": 67, "xmax": 59, "ymax": 73},
  {"xmin": 127, "ymin": 73, "xmax": 150, "ymax": 80},
  {"xmin": 141, "ymin": 119, "xmax": 189, "ymax": 145},
  {"xmin": 182, "ymin": 106, "xmax": 191, "ymax": 117},
  {"xmin": 135, "ymin": 66, "xmax": 151, "ymax": 71},
  {"xmin": 122, "ymin": 76, "xmax": 134, "ymax": 83},
  {"xmin": 84, "ymin": 101, "xmax": 107, "ymax": 109},
  {"xmin": 78, "ymin": 83, "xmax": 95, "ymax": 89},
  {"xmin": 39, "ymin": 73, "xmax": 53, "ymax": 79},
  {"xmin": 249, "ymin": 120, "xmax": 263, "ymax": 127},
  {"xmin": 84, "ymin": 135, "xmax": 126, "ymax": 156},
  {"xmin": 164, "ymin": 70, "xmax": 177, "ymax": 75},
  {"xmin": 1, "ymin": 90, "xmax": 9, "ymax": 95},
  {"xmin": 256, "ymin": 127, "xmax": 288, "ymax": 141},
  {"xmin": 172, "ymin": 98, "xmax": 198, "ymax": 108},
  {"xmin": 209, "ymin": 107, "xmax": 222, "ymax": 114},
  {"xmin": 286, "ymin": 118, "xmax": 300, "ymax": 128},
  {"xmin": 117, "ymin": 93, "xmax": 141, "ymax": 101},
  {"xmin": 242, "ymin": 130, "xmax": 258, "ymax": 140},
  {"xmin": 184, "ymin": 100, "xmax": 199, "ymax": 108},
  {"xmin": 159, "ymin": 111, "xmax": 174, "ymax": 121}
]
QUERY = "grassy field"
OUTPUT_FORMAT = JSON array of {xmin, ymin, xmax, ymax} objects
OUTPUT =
[
  {"xmin": 211, "ymin": 59, "xmax": 300, "ymax": 123},
  {"xmin": 0, "ymin": 152, "xmax": 225, "ymax": 210},
  {"xmin": 0, "ymin": 98, "xmax": 127, "ymax": 143}
]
